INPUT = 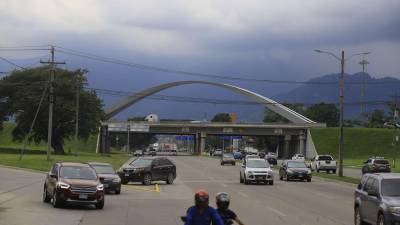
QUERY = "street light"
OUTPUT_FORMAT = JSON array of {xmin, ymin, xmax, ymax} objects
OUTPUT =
[{"xmin": 314, "ymin": 49, "xmax": 371, "ymax": 177}]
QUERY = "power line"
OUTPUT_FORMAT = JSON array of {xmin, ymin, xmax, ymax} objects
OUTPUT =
[{"xmin": 0, "ymin": 56, "xmax": 26, "ymax": 69}]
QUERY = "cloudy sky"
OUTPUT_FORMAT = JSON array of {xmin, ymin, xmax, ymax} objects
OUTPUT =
[{"xmin": 1, "ymin": 0, "xmax": 399, "ymax": 120}]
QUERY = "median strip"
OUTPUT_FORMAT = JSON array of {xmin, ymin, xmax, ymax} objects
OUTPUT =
[{"xmin": 123, "ymin": 183, "xmax": 161, "ymax": 193}]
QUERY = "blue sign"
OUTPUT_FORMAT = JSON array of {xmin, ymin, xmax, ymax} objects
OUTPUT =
[{"xmin": 175, "ymin": 136, "xmax": 194, "ymax": 141}]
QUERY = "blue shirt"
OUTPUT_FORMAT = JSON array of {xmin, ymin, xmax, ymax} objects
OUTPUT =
[{"xmin": 184, "ymin": 206, "xmax": 224, "ymax": 225}]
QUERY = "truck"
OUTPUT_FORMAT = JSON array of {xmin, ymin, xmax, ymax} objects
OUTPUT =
[{"xmin": 311, "ymin": 155, "xmax": 337, "ymax": 173}]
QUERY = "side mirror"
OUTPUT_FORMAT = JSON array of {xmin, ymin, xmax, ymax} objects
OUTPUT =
[
  {"xmin": 367, "ymin": 190, "xmax": 377, "ymax": 197},
  {"xmin": 363, "ymin": 161, "xmax": 368, "ymax": 164},
  {"xmin": 241, "ymin": 165, "xmax": 245, "ymax": 168},
  {"xmin": 49, "ymin": 172, "xmax": 57, "ymax": 179},
  {"xmin": 99, "ymin": 177, "xmax": 105, "ymax": 182}
]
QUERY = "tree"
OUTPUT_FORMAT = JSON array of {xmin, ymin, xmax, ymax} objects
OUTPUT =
[
  {"xmin": 263, "ymin": 103, "xmax": 305, "ymax": 123},
  {"xmin": 367, "ymin": 109, "xmax": 386, "ymax": 128},
  {"xmin": 305, "ymin": 103, "xmax": 339, "ymax": 127},
  {"xmin": 211, "ymin": 113, "xmax": 232, "ymax": 122},
  {"xmin": 0, "ymin": 67, "xmax": 104, "ymax": 154}
]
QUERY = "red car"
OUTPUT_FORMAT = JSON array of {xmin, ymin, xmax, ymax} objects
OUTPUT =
[{"xmin": 43, "ymin": 162, "xmax": 105, "ymax": 209}]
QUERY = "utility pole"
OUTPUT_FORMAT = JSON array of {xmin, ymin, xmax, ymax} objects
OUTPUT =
[
  {"xmin": 359, "ymin": 59, "xmax": 370, "ymax": 114},
  {"xmin": 74, "ymin": 72, "xmax": 81, "ymax": 154},
  {"xmin": 127, "ymin": 124, "xmax": 130, "ymax": 153},
  {"xmin": 40, "ymin": 46, "xmax": 65, "ymax": 161},
  {"xmin": 338, "ymin": 51, "xmax": 345, "ymax": 177}
]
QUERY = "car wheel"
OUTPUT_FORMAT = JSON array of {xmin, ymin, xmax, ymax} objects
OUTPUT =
[
  {"xmin": 240, "ymin": 174, "xmax": 244, "ymax": 183},
  {"xmin": 286, "ymin": 174, "xmax": 290, "ymax": 182},
  {"xmin": 333, "ymin": 170, "xmax": 337, "ymax": 174},
  {"xmin": 115, "ymin": 189, "xmax": 121, "ymax": 195},
  {"xmin": 42, "ymin": 185, "xmax": 51, "ymax": 203},
  {"xmin": 220, "ymin": 162, "xmax": 224, "ymax": 166},
  {"xmin": 269, "ymin": 180, "xmax": 274, "ymax": 185},
  {"xmin": 52, "ymin": 191, "xmax": 63, "ymax": 208},
  {"xmin": 244, "ymin": 176, "xmax": 249, "ymax": 185},
  {"xmin": 279, "ymin": 174, "xmax": 283, "ymax": 180},
  {"xmin": 142, "ymin": 174, "xmax": 152, "ymax": 185},
  {"xmin": 354, "ymin": 207, "xmax": 366, "ymax": 225},
  {"xmin": 377, "ymin": 213, "xmax": 385, "ymax": 225},
  {"xmin": 232, "ymin": 162, "xmax": 236, "ymax": 166},
  {"xmin": 166, "ymin": 173, "xmax": 174, "ymax": 184},
  {"xmin": 307, "ymin": 178, "xmax": 311, "ymax": 182},
  {"xmin": 96, "ymin": 199, "xmax": 104, "ymax": 209}
]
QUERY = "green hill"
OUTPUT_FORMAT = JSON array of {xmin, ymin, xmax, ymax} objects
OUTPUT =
[
  {"xmin": 311, "ymin": 127, "xmax": 400, "ymax": 159},
  {"xmin": 0, "ymin": 123, "xmax": 98, "ymax": 153}
]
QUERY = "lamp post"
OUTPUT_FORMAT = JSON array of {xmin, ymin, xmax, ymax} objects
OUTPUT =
[{"xmin": 314, "ymin": 50, "xmax": 371, "ymax": 177}]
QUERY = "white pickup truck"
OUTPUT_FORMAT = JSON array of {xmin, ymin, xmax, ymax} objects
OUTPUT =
[{"xmin": 311, "ymin": 155, "xmax": 337, "ymax": 173}]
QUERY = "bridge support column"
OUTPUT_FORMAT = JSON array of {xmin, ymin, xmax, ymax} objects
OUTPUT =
[
  {"xmin": 200, "ymin": 132, "xmax": 207, "ymax": 154},
  {"xmin": 99, "ymin": 125, "xmax": 110, "ymax": 154},
  {"xmin": 283, "ymin": 135, "xmax": 291, "ymax": 159},
  {"xmin": 195, "ymin": 133, "xmax": 201, "ymax": 155},
  {"xmin": 298, "ymin": 131, "xmax": 306, "ymax": 158}
]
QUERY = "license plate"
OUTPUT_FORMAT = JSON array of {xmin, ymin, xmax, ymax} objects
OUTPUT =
[
  {"xmin": 125, "ymin": 173, "xmax": 129, "ymax": 177},
  {"xmin": 79, "ymin": 194, "xmax": 88, "ymax": 199}
]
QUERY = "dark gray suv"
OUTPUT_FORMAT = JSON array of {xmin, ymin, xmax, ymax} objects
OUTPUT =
[{"xmin": 354, "ymin": 173, "xmax": 400, "ymax": 225}]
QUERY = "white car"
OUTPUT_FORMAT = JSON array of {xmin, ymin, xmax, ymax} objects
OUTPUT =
[
  {"xmin": 213, "ymin": 149, "xmax": 223, "ymax": 156},
  {"xmin": 240, "ymin": 159, "xmax": 274, "ymax": 185},
  {"xmin": 292, "ymin": 154, "xmax": 305, "ymax": 161},
  {"xmin": 311, "ymin": 155, "xmax": 337, "ymax": 173}
]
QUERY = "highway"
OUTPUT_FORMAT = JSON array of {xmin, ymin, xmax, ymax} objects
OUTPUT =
[{"xmin": 0, "ymin": 157, "xmax": 356, "ymax": 225}]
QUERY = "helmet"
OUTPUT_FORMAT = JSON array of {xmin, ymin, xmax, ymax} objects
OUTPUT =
[
  {"xmin": 216, "ymin": 192, "xmax": 230, "ymax": 211},
  {"xmin": 195, "ymin": 190, "xmax": 209, "ymax": 209}
]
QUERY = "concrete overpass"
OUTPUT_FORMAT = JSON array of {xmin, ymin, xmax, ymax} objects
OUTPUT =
[{"xmin": 98, "ymin": 80, "xmax": 325, "ymax": 158}]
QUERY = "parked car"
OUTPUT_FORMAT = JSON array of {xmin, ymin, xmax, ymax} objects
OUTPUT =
[
  {"xmin": 279, "ymin": 160, "xmax": 312, "ymax": 182},
  {"xmin": 240, "ymin": 159, "xmax": 274, "ymax": 185},
  {"xmin": 214, "ymin": 149, "xmax": 223, "ymax": 156},
  {"xmin": 43, "ymin": 162, "xmax": 105, "ymax": 209},
  {"xmin": 88, "ymin": 162, "xmax": 121, "ymax": 194},
  {"xmin": 311, "ymin": 155, "xmax": 337, "ymax": 174},
  {"xmin": 265, "ymin": 152, "xmax": 278, "ymax": 165},
  {"xmin": 221, "ymin": 153, "xmax": 236, "ymax": 166},
  {"xmin": 233, "ymin": 151, "xmax": 243, "ymax": 160},
  {"xmin": 354, "ymin": 173, "xmax": 400, "ymax": 225},
  {"xmin": 134, "ymin": 149, "xmax": 144, "ymax": 156},
  {"xmin": 117, "ymin": 157, "xmax": 176, "ymax": 185},
  {"xmin": 292, "ymin": 154, "xmax": 305, "ymax": 161},
  {"xmin": 362, "ymin": 157, "xmax": 391, "ymax": 174}
]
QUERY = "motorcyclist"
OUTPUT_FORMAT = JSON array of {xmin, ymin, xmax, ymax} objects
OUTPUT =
[
  {"xmin": 184, "ymin": 190, "xmax": 224, "ymax": 225},
  {"xmin": 215, "ymin": 192, "xmax": 245, "ymax": 225}
]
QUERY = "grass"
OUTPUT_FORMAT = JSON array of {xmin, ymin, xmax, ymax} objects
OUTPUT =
[
  {"xmin": 0, "ymin": 122, "xmax": 98, "ymax": 153},
  {"xmin": 312, "ymin": 172, "xmax": 359, "ymax": 184},
  {"xmin": 0, "ymin": 152, "xmax": 132, "ymax": 172}
]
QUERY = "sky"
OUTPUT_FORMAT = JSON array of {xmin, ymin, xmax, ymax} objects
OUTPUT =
[{"xmin": 1, "ymin": 0, "xmax": 400, "ymax": 120}]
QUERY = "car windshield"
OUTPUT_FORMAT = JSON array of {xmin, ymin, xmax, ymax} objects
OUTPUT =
[
  {"xmin": 287, "ymin": 161, "xmax": 307, "ymax": 168},
  {"xmin": 60, "ymin": 166, "xmax": 97, "ymax": 180},
  {"xmin": 374, "ymin": 160, "xmax": 389, "ymax": 164},
  {"xmin": 319, "ymin": 156, "xmax": 333, "ymax": 160},
  {"xmin": 130, "ymin": 158, "xmax": 153, "ymax": 167},
  {"xmin": 91, "ymin": 165, "xmax": 115, "ymax": 174},
  {"xmin": 223, "ymin": 153, "xmax": 233, "ymax": 157},
  {"xmin": 381, "ymin": 179, "xmax": 400, "ymax": 196},
  {"xmin": 247, "ymin": 160, "xmax": 269, "ymax": 168}
]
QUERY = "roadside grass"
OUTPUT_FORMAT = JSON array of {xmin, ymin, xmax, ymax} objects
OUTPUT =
[
  {"xmin": 312, "ymin": 172, "xmax": 359, "ymax": 184},
  {"xmin": 0, "ymin": 152, "xmax": 131, "ymax": 172}
]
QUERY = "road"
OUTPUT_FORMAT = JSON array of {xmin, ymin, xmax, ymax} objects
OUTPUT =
[{"xmin": 0, "ymin": 157, "xmax": 356, "ymax": 225}]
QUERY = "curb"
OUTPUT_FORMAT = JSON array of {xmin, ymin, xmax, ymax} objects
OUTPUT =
[{"xmin": 0, "ymin": 164, "xmax": 46, "ymax": 174}]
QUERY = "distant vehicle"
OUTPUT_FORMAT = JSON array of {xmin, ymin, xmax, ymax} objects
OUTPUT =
[
  {"xmin": 43, "ymin": 162, "xmax": 105, "ymax": 209},
  {"xmin": 171, "ymin": 149, "xmax": 178, "ymax": 156},
  {"xmin": 88, "ymin": 162, "xmax": 121, "ymax": 194},
  {"xmin": 362, "ymin": 157, "xmax": 391, "ymax": 174},
  {"xmin": 221, "ymin": 153, "xmax": 236, "ymax": 166},
  {"xmin": 240, "ymin": 159, "xmax": 274, "ymax": 185},
  {"xmin": 245, "ymin": 155, "xmax": 259, "ymax": 161},
  {"xmin": 265, "ymin": 152, "xmax": 278, "ymax": 165},
  {"xmin": 292, "ymin": 154, "xmax": 305, "ymax": 161},
  {"xmin": 311, "ymin": 155, "xmax": 337, "ymax": 174},
  {"xmin": 145, "ymin": 114, "xmax": 159, "ymax": 122},
  {"xmin": 354, "ymin": 173, "xmax": 400, "ymax": 225},
  {"xmin": 214, "ymin": 149, "xmax": 223, "ymax": 157},
  {"xmin": 258, "ymin": 152, "xmax": 266, "ymax": 159},
  {"xmin": 149, "ymin": 148, "xmax": 157, "ymax": 156},
  {"xmin": 279, "ymin": 160, "xmax": 312, "ymax": 182},
  {"xmin": 233, "ymin": 151, "xmax": 243, "ymax": 160},
  {"xmin": 117, "ymin": 157, "xmax": 176, "ymax": 185},
  {"xmin": 134, "ymin": 149, "xmax": 144, "ymax": 156}
]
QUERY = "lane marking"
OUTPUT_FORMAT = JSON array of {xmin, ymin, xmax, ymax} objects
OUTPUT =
[
  {"xmin": 237, "ymin": 191, "xmax": 248, "ymax": 198},
  {"xmin": 123, "ymin": 184, "xmax": 160, "ymax": 193},
  {"xmin": 267, "ymin": 206, "xmax": 287, "ymax": 217},
  {"xmin": 220, "ymin": 183, "xmax": 228, "ymax": 187}
]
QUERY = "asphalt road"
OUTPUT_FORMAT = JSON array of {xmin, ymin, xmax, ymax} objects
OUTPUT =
[{"xmin": 0, "ymin": 157, "xmax": 356, "ymax": 225}]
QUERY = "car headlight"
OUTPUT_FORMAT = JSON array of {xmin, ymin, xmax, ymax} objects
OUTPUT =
[
  {"xmin": 57, "ymin": 181, "xmax": 70, "ymax": 189},
  {"xmin": 113, "ymin": 177, "xmax": 121, "ymax": 183},
  {"xmin": 97, "ymin": 184, "xmax": 104, "ymax": 191},
  {"xmin": 389, "ymin": 207, "xmax": 400, "ymax": 215},
  {"xmin": 247, "ymin": 171, "xmax": 254, "ymax": 174},
  {"xmin": 287, "ymin": 169, "xmax": 293, "ymax": 174}
]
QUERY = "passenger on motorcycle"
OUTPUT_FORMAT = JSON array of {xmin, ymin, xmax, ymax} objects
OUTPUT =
[{"xmin": 216, "ymin": 192, "xmax": 245, "ymax": 225}]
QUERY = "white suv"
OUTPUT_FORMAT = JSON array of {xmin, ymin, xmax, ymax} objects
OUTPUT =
[{"xmin": 240, "ymin": 159, "xmax": 274, "ymax": 185}]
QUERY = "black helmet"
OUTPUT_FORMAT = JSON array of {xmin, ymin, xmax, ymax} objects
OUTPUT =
[
  {"xmin": 216, "ymin": 192, "xmax": 230, "ymax": 211},
  {"xmin": 195, "ymin": 190, "xmax": 209, "ymax": 209}
]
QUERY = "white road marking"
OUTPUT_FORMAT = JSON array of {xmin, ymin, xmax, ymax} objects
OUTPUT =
[
  {"xmin": 237, "ymin": 191, "xmax": 248, "ymax": 198},
  {"xmin": 267, "ymin": 206, "xmax": 287, "ymax": 217}
]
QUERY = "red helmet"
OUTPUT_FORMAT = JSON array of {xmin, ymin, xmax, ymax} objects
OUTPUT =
[{"xmin": 194, "ymin": 190, "xmax": 209, "ymax": 208}]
